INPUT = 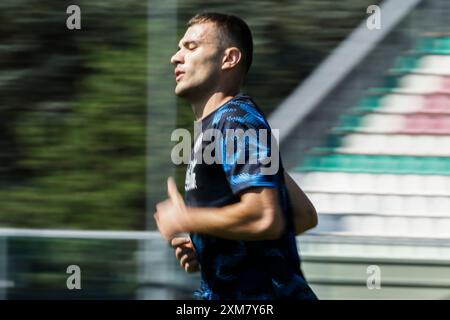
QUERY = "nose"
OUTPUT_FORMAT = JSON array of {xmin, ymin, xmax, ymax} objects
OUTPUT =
[{"xmin": 171, "ymin": 49, "xmax": 183, "ymax": 66}]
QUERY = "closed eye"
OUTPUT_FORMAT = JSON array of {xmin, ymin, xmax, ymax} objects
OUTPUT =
[
  {"xmin": 187, "ymin": 44, "xmax": 197, "ymax": 51},
  {"xmin": 183, "ymin": 40, "xmax": 199, "ymax": 50}
]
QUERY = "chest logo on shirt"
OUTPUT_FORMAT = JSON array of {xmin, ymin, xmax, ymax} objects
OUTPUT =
[{"xmin": 185, "ymin": 132, "xmax": 203, "ymax": 191}]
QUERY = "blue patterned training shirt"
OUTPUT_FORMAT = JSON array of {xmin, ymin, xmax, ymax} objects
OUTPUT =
[{"xmin": 184, "ymin": 93, "xmax": 317, "ymax": 300}]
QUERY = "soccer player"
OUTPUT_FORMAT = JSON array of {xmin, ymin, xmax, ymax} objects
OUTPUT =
[{"xmin": 154, "ymin": 12, "xmax": 318, "ymax": 300}]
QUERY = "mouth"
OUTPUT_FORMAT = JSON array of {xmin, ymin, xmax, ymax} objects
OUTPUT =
[{"xmin": 175, "ymin": 71, "xmax": 185, "ymax": 82}]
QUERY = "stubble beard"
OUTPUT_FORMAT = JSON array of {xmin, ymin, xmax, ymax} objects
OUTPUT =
[{"xmin": 175, "ymin": 72, "xmax": 218, "ymax": 102}]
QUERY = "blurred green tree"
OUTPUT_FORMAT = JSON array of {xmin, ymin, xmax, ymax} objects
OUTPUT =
[
  {"xmin": 0, "ymin": 0, "xmax": 147, "ymax": 229},
  {"xmin": 0, "ymin": 0, "xmax": 379, "ymax": 230}
]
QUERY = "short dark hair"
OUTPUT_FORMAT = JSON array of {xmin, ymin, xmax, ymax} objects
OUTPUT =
[{"xmin": 188, "ymin": 12, "xmax": 253, "ymax": 74}]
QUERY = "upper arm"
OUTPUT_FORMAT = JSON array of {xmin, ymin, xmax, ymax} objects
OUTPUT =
[
  {"xmin": 238, "ymin": 187, "xmax": 286, "ymax": 239},
  {"xmin": 216, "ymin": 103, "xmax": 285, "ymax": 238},
  {"xmin": 218, "ymin": 104, "xmax": 278, "ymax": 196}
]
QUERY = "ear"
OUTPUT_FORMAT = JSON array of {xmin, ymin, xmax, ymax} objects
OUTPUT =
[{"xmin": 222, "ymin": 47, "xmax": 242, "ymax": 71}]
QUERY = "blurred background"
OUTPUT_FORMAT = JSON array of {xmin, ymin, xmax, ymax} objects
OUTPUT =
[{"xmin": 0, "ymin": 0, "xmax": 449, "ymax": 299}]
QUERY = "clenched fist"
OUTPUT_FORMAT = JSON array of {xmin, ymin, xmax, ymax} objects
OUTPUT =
[{"xmin": 171, "ymin": 236, "xmax": 200, "ymax": 273}]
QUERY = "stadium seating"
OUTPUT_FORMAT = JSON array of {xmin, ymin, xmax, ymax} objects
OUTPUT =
[{"xmin": 294, "ymin": 35, "xmax": 450, "ymax": 238}]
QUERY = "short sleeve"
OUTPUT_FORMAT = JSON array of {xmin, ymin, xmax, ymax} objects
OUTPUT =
[{"xmin": 218, "ymin": 103, "xmax": 281, "ymax": 195}]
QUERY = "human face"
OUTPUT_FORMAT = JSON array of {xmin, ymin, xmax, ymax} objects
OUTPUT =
[{"xmin": 170, "ymin": 22, "xmax": 223, "ymax": 99}]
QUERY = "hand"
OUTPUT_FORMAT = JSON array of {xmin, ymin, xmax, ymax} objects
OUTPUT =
[
  {"xmin": 171, "ymin": 237, "xmax": 200, "ymax": 273},
  {"xmin": 154, "ymin": 177, "xmax": 189, "ymax": 241}
]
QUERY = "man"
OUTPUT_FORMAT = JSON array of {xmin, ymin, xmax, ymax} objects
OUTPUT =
[{"xmin": 154, "ymin": 12, "xmax": 318, "ymax": 300}]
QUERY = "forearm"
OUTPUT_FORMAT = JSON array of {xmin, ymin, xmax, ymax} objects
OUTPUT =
[
  {"xmin": 292, "ymin": 193, "xmax": 317, "ymax": 235},
  {"xmin": 182, "ymin": 191, "xmax": 285, "ymax": 241},
  {"xmin": 284, "ymin": 171, "xmax": 318, "ymax": 235}
]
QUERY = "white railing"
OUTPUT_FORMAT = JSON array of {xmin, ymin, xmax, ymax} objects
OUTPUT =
[{"xmin": 1, "ymin": 228, "xmax": 450, "ymax": 299}]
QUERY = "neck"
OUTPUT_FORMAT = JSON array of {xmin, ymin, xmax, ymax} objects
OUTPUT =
[{"xmin": 191, "ymin": 88, "xmax": 240, "ymax": 121}]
